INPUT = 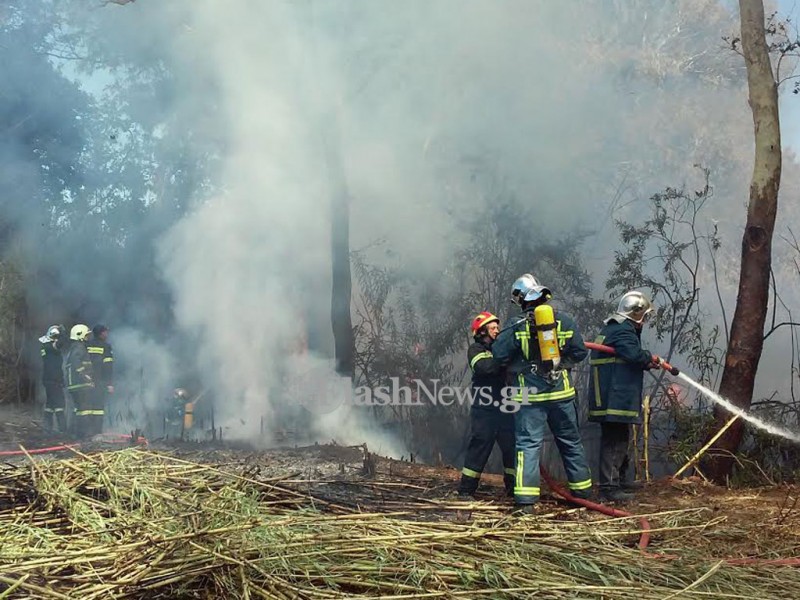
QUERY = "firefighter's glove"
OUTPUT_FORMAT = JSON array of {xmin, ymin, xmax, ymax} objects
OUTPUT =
[{"xmin": 647, "ymin": 355, "xmax": 663, "ymax": 370}]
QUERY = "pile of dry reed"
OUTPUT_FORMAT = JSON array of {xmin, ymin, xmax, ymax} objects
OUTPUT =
[{"xmin": 1, "ymin": 447, "xmax": 799, "ymax": 599}]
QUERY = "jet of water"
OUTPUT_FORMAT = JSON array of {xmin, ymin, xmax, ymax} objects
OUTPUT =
[{"xmin": 676, "ymin": 372, "xmax": 800, "ymax": 445}]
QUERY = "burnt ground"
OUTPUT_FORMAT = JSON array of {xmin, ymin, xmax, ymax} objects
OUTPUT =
[{"xmin": 2, "ymin": 404, "xmax": 799, "ymax": 562}]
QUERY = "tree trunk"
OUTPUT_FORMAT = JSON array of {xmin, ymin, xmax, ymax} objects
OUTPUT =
[
  {"xmin": 704, "ymin": 0, "xmax": 781, "ymax": 482},
  {"xmin": 324, "ymin": 122, "xmax": 355, "ymax": 379}
]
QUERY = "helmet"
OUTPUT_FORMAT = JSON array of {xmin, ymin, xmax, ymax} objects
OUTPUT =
[
  {"xmin": 615, "ymin": 291, "xmax": 654, "ymax": 324},
  {"xmin": 70, "ymin": 324, "xmax": 91, "ymax": 341},
  {"xmin": 39, "ymin": 325, "xmax": 63, "ymax": 344},
  {"xmin": 511, "ymin": 274, "xmax": 536, "ymax": 306},
  {"xmin": 470, "ymin": 311, "xmax": 499, "ymax": 335},
  {"xmin": 92, "ymin": 324, "xmax": 108, "ymax": 338},
  {"xmin": 511, "ymin": 273, "xmax": 551, "ymax": 307},
  {"xmin": 174, "ymin": 388, "xmax": 189, "ymax": 399}
]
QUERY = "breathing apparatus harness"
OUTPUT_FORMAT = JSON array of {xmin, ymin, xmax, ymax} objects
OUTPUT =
[{"xmin": 499, "ymin": 303, "xmax": 565, "ymax": 383}]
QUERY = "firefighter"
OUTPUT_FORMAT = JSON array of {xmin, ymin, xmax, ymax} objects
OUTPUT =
[
  {"xmin": 65, "ymin": 324, "xmax": 98, "ymax": 438},
  {"xmin": 165, "ymin": 388, "xmax": 190, "ymax": 438},
  {"xmin": 39, "ymin": 325, "xmax": 67, "ymax": 432},
  {"xmin": 493, "ymin": 274, "xmax": 593, "ymax": 513},
  {"xmin": 87, "ymin": 324, "xmax": 114, "ymax": 427},
  {"xmin": 458, "ymin": 311, "xmax": 515, "ymax": 499},
  {"xmin": 588, "ymin": 291, "xmax": 659, "ymax": 502}
]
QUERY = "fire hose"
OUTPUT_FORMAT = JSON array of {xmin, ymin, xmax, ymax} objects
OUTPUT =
[
  {"xmin": 0, "ymin": 433, "xmax": 147, "ymax": 457},
  {"xmin": 536, "ymin": 341, "xmax": 800, "ymax": 565}
]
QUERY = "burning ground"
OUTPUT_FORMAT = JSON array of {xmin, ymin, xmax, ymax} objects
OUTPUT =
[{"xmin": 1, "ymin": 431, "xmax": 799, "ymax": 599}]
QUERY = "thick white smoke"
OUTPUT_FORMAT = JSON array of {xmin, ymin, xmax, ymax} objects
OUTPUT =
[{"xmin": 61, "ymin": 0, "xmax": 799, "ymax": 447}]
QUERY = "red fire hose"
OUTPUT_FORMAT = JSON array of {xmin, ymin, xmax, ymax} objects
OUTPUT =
[
  {"xmin": 0, "ymin": 433, "xmax": 147, "ymax": 457},
  {"xmin": 584, "ymin": 341, "xmax": 681, "ymax": 376}
]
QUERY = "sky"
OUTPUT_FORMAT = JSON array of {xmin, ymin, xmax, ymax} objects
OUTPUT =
[{"xmin": 779, "ymin": 0, "xmax": 800, "ymax": 148}]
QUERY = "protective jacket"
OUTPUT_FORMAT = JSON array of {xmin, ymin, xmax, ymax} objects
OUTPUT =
[
  {"xmin": 40, "ymin": 341, "xmax": 64, "ymax": 384},
  {"xmin": 86, "ymin": 339, "xmax": 114, "ymax": 386},
  {"xmin": 587, "ymin": 317, "xmax": 652, "ymax": 424},
  {"xmin": 459, "ymin": 336, "xmax": 515, "ymax": 496},
  {"xmin": 66, "ymin": 342, "xmax": 94, "ymax": 391},
  {"xmin": 492, "ymin": 310, "xmax": 588, "ymax": 403},
  {"xmin": 467, "ymin": 338, "xmax": 506, "ymax": 407}
]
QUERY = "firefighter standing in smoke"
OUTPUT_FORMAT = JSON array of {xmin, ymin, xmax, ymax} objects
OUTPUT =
[
  {"xmin": 87, "ymin": 324, "xmax": 114, "ymax": 428},
  {"xmin": 66, "ymin": 324, "xmax": 99, "ymax": 438},
  {"xmin": 492, "ymin": 274, "xmax": 593, "ymax": 513},
  {"xmin": 39, "ymin": 325, "xmax": 67, "ymax": 432},
  {"xmin": 588, "ymin": 291, "xmax": 659, "ymax": 502},
  {"xmin": 458, "ymin": 311, "xmax": 515, "ymax": 498}
]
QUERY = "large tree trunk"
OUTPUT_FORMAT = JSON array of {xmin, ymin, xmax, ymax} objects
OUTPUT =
[
  {"xmin": 324, "ymin": 122, "xmax": 355, "ymax": 379},
  {"xmin": 704, "ymin": 0, "xmax": 781, "ymax": 482}
]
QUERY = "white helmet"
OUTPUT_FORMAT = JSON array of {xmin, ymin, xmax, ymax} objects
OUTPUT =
[
  {"xmin": 511, "ymin": 273, "xmax": 551, "ymax": 307},
  {"xmin": 70, "ymin": 324, "xmax": 91, "ymax": 341},
  {"xmin": 39, "ymin": 325, "xmax": 63, "ymax": 344},
  {"xmin": 615, "ymin": 291, "xmax": 654, "ymax": 324}
]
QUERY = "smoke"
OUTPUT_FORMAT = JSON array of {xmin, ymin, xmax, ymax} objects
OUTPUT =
[
  {"xmin": 6, "ymin": 1, "xmax": 800, "ymax": 447},
  {"xmin": 104, "ymin": 327, "xmax": 178, "ymax": 434}
]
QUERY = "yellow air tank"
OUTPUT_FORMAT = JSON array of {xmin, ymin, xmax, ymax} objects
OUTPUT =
[
  {"xmin": 183, "ymin": 401, "xmax": 194, "ymax": 431},
  {"xmin": 534, "ymin": 304, "xmax": 560, "ymax": 371}
]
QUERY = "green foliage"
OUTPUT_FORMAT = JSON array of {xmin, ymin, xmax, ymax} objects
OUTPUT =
[
  {"xmin": 607, "ymin": 169, "xmax": 724, "ymax": 389},
  {"xmin": 0, "ymin": 259, "xmax": 27, "ymax": 405}
]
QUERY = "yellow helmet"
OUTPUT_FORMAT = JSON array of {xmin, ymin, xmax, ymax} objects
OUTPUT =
[{"xmin": 70, "ymin": 324, "xmax": 91, "ymax": 341}]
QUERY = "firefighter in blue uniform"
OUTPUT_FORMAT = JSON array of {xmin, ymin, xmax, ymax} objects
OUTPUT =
[
  {"xmin": 39, "ymin": 325, "xmax": 67, "ymax": 432},
  {"xmin": 65, "ymin": 324, "xmax": 97, "ymax": 438},
  {"xmin": 588, "ymin": 291, "xmax": 659, "ymax": 502},
  {"xmin": 86, "ymin": 324, "xmax": 114, "ymax": 433},
  {"xmin": 458, "ymin": 311, "xmax": 515, "ymax": 498},
  {"xmin": 492, "ymin": 274, "xmax": 593, "ymax": 513}
]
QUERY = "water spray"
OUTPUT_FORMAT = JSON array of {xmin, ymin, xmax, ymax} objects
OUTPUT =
[{"xmin": 585, "ymin": 342, "xmax": 800, "ymax": 444}]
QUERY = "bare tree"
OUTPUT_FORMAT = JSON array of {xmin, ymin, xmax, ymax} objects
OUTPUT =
[{"xmin": 705, "ymin": 0, "xmax": 782, "ymax": 482}]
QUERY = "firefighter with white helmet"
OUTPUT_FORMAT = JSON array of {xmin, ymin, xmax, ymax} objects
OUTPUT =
[
  {"xmin": 588, "ymin": 290, "xmax": 659, "ymax": 502},
  {"xmin": 458, "ymin": 311, "xmax": 515, "ymax": 499},
  {"xmin": 493, "ymin": 274, "xmax": 593, "ymax": 513},
  {"xmin": 39, "ymin": 325, "xmax": 67, "ymax": 432},
  {"xmin": 65, "ymin": 324, "xmax": 98, "ymax": 438}
]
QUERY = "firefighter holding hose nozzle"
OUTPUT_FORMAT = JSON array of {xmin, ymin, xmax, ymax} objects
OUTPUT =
[
  {"xmin": 588, "ymin": 291, "xmax": 661, "ymax": 503},
  {"xmin": 493, "ymin": 274, "xmax": 593, "ymax": 514}
]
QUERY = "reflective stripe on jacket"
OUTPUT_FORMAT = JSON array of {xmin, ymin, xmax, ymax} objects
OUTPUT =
[
  {"xmin": 587, "ymin": 318, "xmax": 652, "ymax": 424},
  {"xmin": 86, "ymin": 340, "xmax": 114, "ymax": 385},
  {"xmin": 66, "ymin": 342, "xmax": 94, "ymax": 391},
  {"xmin": 492, "ymin": 309, "xmax": 587, "ymax": 403}
]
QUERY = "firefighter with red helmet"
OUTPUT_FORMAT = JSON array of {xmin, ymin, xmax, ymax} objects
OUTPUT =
[{"xmin": 458, "ymin": 311, "xmax": 515, "ymax": 498}]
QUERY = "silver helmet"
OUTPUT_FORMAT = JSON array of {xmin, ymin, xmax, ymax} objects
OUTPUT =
[
  {"xmin": 511, "ymin": 273, "xmax": 552, "ymax": 306},
  {"xmin": 38, "ymin": 324, "xmax": 63, "ymax": 344},
  {"xmin": 615, "ymin": 291, "xmax": 654, "ymax": 324},
  {"xmin": 511, "ymin": 274, "xmax": 536, "ymax": 306}
]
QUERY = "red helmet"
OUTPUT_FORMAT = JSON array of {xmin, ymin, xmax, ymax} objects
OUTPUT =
[{"xmin": 470, "ymin": 311, "xmax": 499, "ymax": 335}]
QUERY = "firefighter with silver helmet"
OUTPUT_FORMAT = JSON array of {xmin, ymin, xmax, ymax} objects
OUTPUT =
[
  {"xmin": 458, "ymin": 311, "xmax": 515, "ymax": 499},
  {"xmin": 65, "ymin": 324, "xmax": 99, "ymax": 438},
  {"xmin": 588, "ymin": 291, "xmax": 660, "ymax": 502},
  {"xmin": 492, "ymin": 274, "xmax": 593, "ymax": 513},
  {"xmin": 39, "ymin": 325, "xmax": 67, "ymax": 432}
]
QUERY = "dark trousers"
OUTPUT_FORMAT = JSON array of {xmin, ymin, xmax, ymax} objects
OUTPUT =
[
  {"xmin": 599, "ymin": 422, "xmax": 631, "ymax": 490},
  {"xmin": 71, "ymin": 387, "xmax": 104, "ymax": 439},
  {"xmin": 43, "ymin": 381, "xmax": 67, "ymax": 432},
  {"xmin": 459, "ymin": 408, "xmax": 515, "ymax": 495},
  {"xmin": 514, "ymin": 399, "xmax": 593, "ymax": 504}
]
